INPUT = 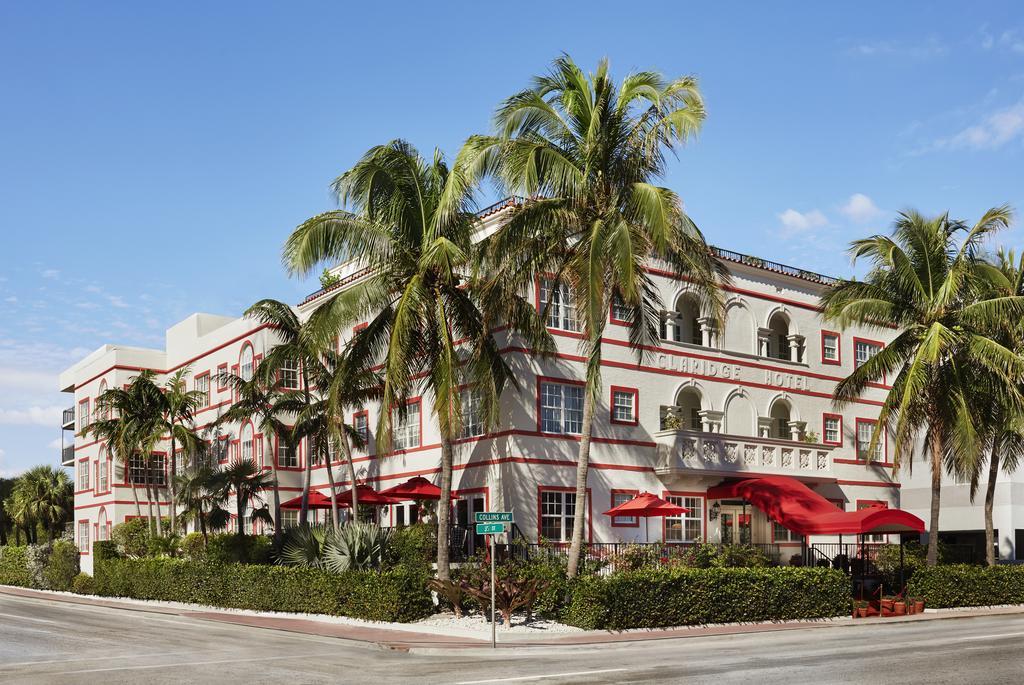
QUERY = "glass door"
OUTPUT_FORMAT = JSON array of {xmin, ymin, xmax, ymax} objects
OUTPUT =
[{"xmin": 720, "ymin": 507, "xmax": 752, "ymax": 545}]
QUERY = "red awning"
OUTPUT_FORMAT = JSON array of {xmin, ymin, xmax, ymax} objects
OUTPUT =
[
  {"xmin": 379, "ymin": 476, "xmax": 446, "ymax": 501},
  {"xmin": 334, "ymin": 484, "xmax": 404, "ymax": 507},
  {"xmin": 706, "ymin": 476, "xmax": 925, "ymax": 536},
  {"xmin": 280, "ymin": 491, "xmax": 334, "ymax": 510},
  {"xmin": 602, "ymin": 492, "xmax": 689, "ymax": 518}
]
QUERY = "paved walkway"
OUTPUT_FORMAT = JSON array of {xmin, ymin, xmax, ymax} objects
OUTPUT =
[{"xmin": 3, "ymin": 585, "xmax": 1023, "ymax": 652}]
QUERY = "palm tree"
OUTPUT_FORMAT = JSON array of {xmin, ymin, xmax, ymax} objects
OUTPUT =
[
  {"xmin": 283, "ymin": 141, "xmax": 538, "ymax": 580},
  {"xmin": 14, "ymin": 466, "xmax": 73, "ymax": 541},
  {"xmin": 821, "ymin": 207, "xmax": 1024, "ymax": 566},
  {"xmin": 159, "ymin": 367, "xmax": 208, "ymax": 533},
  {"xmin": 219, "ymin": 458, "xmax": 274, "ymax": 535},
  {"xmin": 458, "ymin": 55, "xmax": 726, "ymax": 577},
  {"xmin": 87, "ymin": 381, "xmax": 150, "ymax": 517},
  {"xmin": 0, "ymin": 477, "xmax": 15, "ymax": 546},
  {"xmin": 174, "ymin": 465, "xmax": 230, "ymax": 544},
  {"xmin": 215, "ymin": 367, "xmax": 289, "ymax": 538}
]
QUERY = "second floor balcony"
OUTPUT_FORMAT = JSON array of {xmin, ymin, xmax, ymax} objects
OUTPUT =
[
  {"xmin": 61, "ymin": 444, "xmax": 75, "ymax": 467},
  {"xmin": 62, "ymin": 406, "xmax": 75, "ymax": 430}
]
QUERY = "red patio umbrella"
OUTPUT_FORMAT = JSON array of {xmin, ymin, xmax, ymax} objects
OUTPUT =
[
  {"xmin": 602, "ymin": 492, "xmax": 689, "ymax": 543},
  {"xmin": 280, "ymin": 491, "xmax": 334, "ymax": 510},
  {"xmin": 333, "ymin": 483, "xmax": 404, "ymax": 507},
  {"xmin": 379, "ymin": 476, "xmax": 448, "ymax": 501}
]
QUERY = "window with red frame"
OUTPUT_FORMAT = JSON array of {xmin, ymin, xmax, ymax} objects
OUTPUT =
[
  {"xmin": 664, "ymin": 495, "xmax": 704, "ymax": 543},
  {"xmin": 78, "ymin": 398, "xmax": 90, "ymax": 432},
  {"xmin": 610, "ymin": 490, "xmax": 638, "ymax": 527},
  {"xmin": 539, "ymin": 489, "xmax": 580, "ymax": 542},
  {"xmin": 392, "ymin": 400, "xmax": 421, "ymax": 451},
  {"xmin": 538, "ymin": 278, "xmax": 580, "ymax": 332},
  {"xmin": 854, "ymin": 339, "xmax": 882, "ymax": 369},
  {"xmin": 216, "ymin": 363, "xmax": 228, "ymax": 392},
  {"xmin": 856, "ymin": 419, "xmax": 883, "ymax": 461},
  {"xmin": 353, "ymin": 410, "xmax": 369, "ymax": 447},
  {"xmin": 610, "ymin": 387, "xmax": 638, "ymax": 425},
  {"xmin": 77, "ymin": 458, "xmax": 90, "ymax": 491},
  {"xmin": 821, "ymin": 331, "xmax": 840, "ymax": 364},
  {"xmin": 78, "ymin": 521, "xmax": 90, "ymax": 554},
  {"xmin": 194, "ymin": 372, "xmax": 210, "ymax": 408},
  {"xmin": 540, "ymin": 381, "xmax": 584, "ymax": 434},
  {"xmin": 278, "ymin": 359, "xmax": 300, "ymax": 390},
  {"xmin": 823, "ymin": 414, "xmax": 842, "ymax": 446}
]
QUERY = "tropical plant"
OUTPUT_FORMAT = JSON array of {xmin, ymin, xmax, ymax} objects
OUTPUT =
[
  {"xmin": 174, "ymin": 465, "xmax": 231, "ymax": 544},
  {"xmin": 276, "ymin": 523, "xmax": 329, "ymax": 568},
  {"xmin": 322, "ymin": 522, "xmax": 394, "ymax": 572},
  {"xmin": 283, "ymin": 141, "xmax": 545, "ymax": 579},
  {"xmin": 158, "ymin": 367, "xmax": 208, "ymax": 533},
  {"xmin": 821, "ymin": 207, "xmax": 1024, "ymax": 565},
  {"xmin": 458, "ymin": 55, "xmax": 726, "ymax": 576},
  {"xmin": 0, "ymin": 477, "xmax": 14, "ymax": 546},
  {"xmin": 219, "ymin": 457, "xmax": 274, "ymax": 535},
  {"xmin": 11, "ymin": 466, "xmax": 73, "ymax": 541}
]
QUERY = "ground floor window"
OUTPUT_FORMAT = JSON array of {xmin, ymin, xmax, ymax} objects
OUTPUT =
[
  {"xmin": 279, "ymin": 509, "xmax": 298, "ymax": 530},
  {"xmin": 78, "ymin": 521, "xmax": 90, "ymax": 553},
  {"xmin": 610, "ymin": 490, "xmax": 638, "ymax": 527},
  {"xmin": 664, "ymin": 495, "xmax": 704, "ymax": 543},
  {"xmin": 772, "ymin": 520, "xmax": 802, "ymax": 544},
  {"xmin": 393, "ymin": 502, "xmax": 420, "ymax": 527},
  {"xmin": 539, "ymin": 489, "xmax": 580, "ymax": 543}
]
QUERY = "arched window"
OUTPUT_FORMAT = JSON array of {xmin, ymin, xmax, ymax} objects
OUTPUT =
[
  {"xmin": 240, "ymin": 344, "xmax": 254, "ymax": 382},
  {"xmin": 662, "ymin": 294, "xmax": 703, "ymax": 345},
  {"xmin": 664, "ymin": 387, "xmax": 703, "ymax": 431},
  {"xmin": 767, "ymin": 313, "xmax": 791, "ymax": 360},
  {"xmin": 98, "ymin": 380, "xmax": 109, "ymax": 419},
  {"xmin": 240, "ymin": 423, "xmax": 254, "ymax": 463},
  {"xmin": 97, "ymin": 507, "xmax": 109, "ymax": 541},
  {"xmin": 769, "ymin": 399, "xmax": 793, "ymax": 440}
]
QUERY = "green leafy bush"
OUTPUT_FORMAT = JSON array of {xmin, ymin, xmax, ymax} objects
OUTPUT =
[
  {"xmin": 386, "ymin": 524, "xmax": 435, "ymax": 571},
  {"xmin": 908, "ymin": 565, "xmax": 1024, "ymax": 608},
  {"xmin": 0, "ymin": 546, "xmax": 31, "ymax": 587},
  {"xmin": 180, "ymin": 533, "xmax": 207, "ymax": 562},
  {"xmin": 111, "ymin": 519, "xmax": 152, "ymax": 558},
  {"xmin": 93, "ymin": 540, "xmax": 119, "ymax": 561},
  {"xmin": 206, "ymin": 533, "xmax": 272, "ymax": 565},
  {"xmin": 93, "ymin": 556, "xmax": 432, "ymax": 622},
  {"xmin": 72, "ymin": 572, "xmax": 96, "ymax": 595},
  {"xmin": 43, "ymin": 540, "xmax": 80, "ymax": 591},
  {"xmin": 563, "ymin": 566, "xmax": 849, "ymax": 630}
]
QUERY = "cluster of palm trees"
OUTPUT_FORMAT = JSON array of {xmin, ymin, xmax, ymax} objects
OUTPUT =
[
  {"xmin": 0, "ymin": 466, "xmax": 73, "ymax": 545},
  {"xmin": 823, "ymin": 209, "xmax": 1024, "ymax": 566}
]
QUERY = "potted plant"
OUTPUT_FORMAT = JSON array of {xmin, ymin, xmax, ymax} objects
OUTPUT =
[
  {"xmin": 852, "ymin": 600, "xmax": 870, "ymax": 619},
  {"xmin": 893, "ymin": 598, "xmax": 907, "ymax": 615},
  {"xmin": 913, "ymin": 597, "xmax": 925, "ymax": 613}
]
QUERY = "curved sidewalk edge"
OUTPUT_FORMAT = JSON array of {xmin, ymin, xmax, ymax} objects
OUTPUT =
[{"xmin": 3, "ymin": 585, "xmax": 1023, "ymax": 653}]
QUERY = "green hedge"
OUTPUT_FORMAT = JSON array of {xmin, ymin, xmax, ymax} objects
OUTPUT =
[
  {"xmin": 94, "ymin": 556, "xmax": 433, "ymax": 622},
  {"xmin": 564, "ymin": 566, "xmax": 849, "ymax": 630},
  {"xmin": 908, "ymin": 565, "xmax": 1024, "ymax": 608},
  {"xmin": 0, "ymin": 546, "xmax": 31, "ymax": 587}
]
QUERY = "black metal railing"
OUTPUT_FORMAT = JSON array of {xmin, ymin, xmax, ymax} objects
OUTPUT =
[
  {"xmin": 61, "ymin": 445, "xmax": 75, "ymax": 464},
  {"xmin": 710, "ymin": 246, "xmax": 839, "ymax": 286},
  {"xmin": 62, "ymin": 407, "xmax": 75, "ymax": 427}
]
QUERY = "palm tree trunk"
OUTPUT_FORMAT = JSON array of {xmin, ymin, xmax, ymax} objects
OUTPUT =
[
  {"xmin": 200, "ymin": 513, "xmax": 208, "ymax": 546},
  {"xmin": 436, "ymin": 437, "xmax": 454, "ymax": 580},
  {"xmin": 340, "ymin": 436, "xmax": 359, "ymax": 523},
  {"xmin": 129, "ymin": 462, "xmax": 142, "ymax": 517},
  {"xmin": 299, "ymin": 441, "xmax": 312, "ymax": 526},
  {"xmin": 267, "ymin": 433, "xmax": 281, "ymax": 540},
  {"xmin": 236, "ymin": 491, "xmax": 244, "ymax": 535},
  {"xmin": 169, "ymin": 431, "xmax": 178, "ymax": 534},
  {"xmin": 985, "ymin": 448, "xmax": 1000, "ymax": 566},
  {"xmin": 566, "ymin": 387, "xmax": 596, "ymax": 579},
  {"xmin": 145, "ymin": 465, "xmax": 155, "ymax": 536},
  {"xmin": 324, "ymin": 442, "xmax": 340, "ymax": 528},
  {"xmin": 927, "ymin": 433, "xmax": 943, "ymax": 566}
]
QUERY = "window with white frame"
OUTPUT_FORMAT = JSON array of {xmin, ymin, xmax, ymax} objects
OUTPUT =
[
  {"xmin": 610, "ymin": 294, "xmax": 631, "ymax": 322},
  {"xmin": 460, "ymin": 388, "xmax": 484, "ymax": 438},
  {"xmin": 213, "ymin": 437, "xmax": 229, "ymax": 463},
  {"xmin": 611, "ymin": 491, "xmax": 637, "ymax": 526},
  {"xmin": 354, "ymin": 412, "xmax": 369, "ymax": 447},
  {"xmin": 195, "ymin": 374, "xmax": 210, "ymax": 408},
  {"xmin": 241, "ymin": 424, "xmax": 254, "ymax": 463},
  {"xmin": 540, "ymin": 382, "xmax": 584, "ymax": 434},
  {"xmin": 392, "ymin": 401, "xmax": 421, "ymax": 451},
  {"xmin": 773, "ymin": 520, "xmax": 801, "ymax": 543},
  {"xmin": 98, "ymin": 452, "xmax": 108, "ymax": 492},
  {"xmin": 856, "ymin": 420, "xmax": 883, "ymax": 461},
  {"xmin": 540, "ymin": 490, "xmax": 578, "ymax": 542},
  {"xmin": 98, "ymin": 381, "xmax": 109, "ymax": 419},
  {"xmin": 824, "ymin": 416, "xmax": 841, "ymax": 445},
  {"xmin": 78, "ymin": 399, "xmax": 90, "ymax": 432},
  {"xmin": 77, "ymin": 460, "xmax": 90, "ymax": 491},
  {"xmin": 612, "ymin": 389, "xmax": 637, "ymax": 423},
  {"xmin": 538, "ymin": 278, "xmax": 580, "ymax": 332},
  {"xmin": 279, "ymin": 358, "xmax": 299, "ymax": 390},
  {"xmin": 278, "ymin": 432, "xmax": 299, "ymax": 468},
  {"xmin": 822, "ymin": 333, "xmax": 839, "ymax": 362},
  {"xmin": 240, "ymin": 345, "xmax": 254, "ymax": 381},
  {"xmin": 854, "ymin": 340, "xmax": 882, "ymax": 369},
  {"xmin": 78, "ymin": 521, "xmax": 90, "ymax": 553},
  {"xmin": 664, "ymin": 495, "xmax": 704, "ymax": 543},
  {"xmin": 279, "ymin": 509, "xmax": 298, "ymax": 530}
]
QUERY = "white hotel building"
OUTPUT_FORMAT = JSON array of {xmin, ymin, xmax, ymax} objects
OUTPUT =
[{"xmin": 61, "ymin": 200, "xmax": 933, "ymax": 574}]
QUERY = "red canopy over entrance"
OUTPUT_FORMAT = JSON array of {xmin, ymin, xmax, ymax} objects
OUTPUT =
[
  {"xmin": 280, "ymin": 491, "xmax": 334, "ymax": 510},
  {"xmin": 706, "ymin": 476, "xmax": 925, "ymax": 536}
]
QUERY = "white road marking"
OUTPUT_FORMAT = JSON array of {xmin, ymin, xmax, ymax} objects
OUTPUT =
[
  {"xmin": 54, "ymin": 652, "xmax": 338, "ymax": 675},
  {"xmin": 0, "ymin": 611, "xmax": 57, "ymax": 624},
  {"xmin": 0, "ymin": 650, "xmax": 205, "ymax": 668},
  {"xmin": 456, "ymin": 669, "xmax": 629, "ymax": 684}
]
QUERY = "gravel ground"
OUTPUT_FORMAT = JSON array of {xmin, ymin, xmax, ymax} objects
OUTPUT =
[{"xmin": 414, "ymin": 611, "xmax": 582, "ymax": 634}]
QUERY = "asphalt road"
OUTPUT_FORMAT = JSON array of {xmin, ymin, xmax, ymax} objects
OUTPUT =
[{"xmin": 2, "ymin": 594, "xmax": 1023, "ymax": 684}]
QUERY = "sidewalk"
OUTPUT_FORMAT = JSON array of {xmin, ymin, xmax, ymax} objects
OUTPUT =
[{"xmin": 4, "ymin": 585, "xmax": 1024, "ymax": 653}]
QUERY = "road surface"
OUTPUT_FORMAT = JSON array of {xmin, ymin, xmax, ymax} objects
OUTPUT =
[{"xmin": 1, "ymin": 593, "xmax": 1022, "ymax": 684}]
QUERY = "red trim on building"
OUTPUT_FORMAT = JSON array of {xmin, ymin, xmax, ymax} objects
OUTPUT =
[{"xmin": 822, "ymin": 412, "xmax": 843, "ymax": 446}]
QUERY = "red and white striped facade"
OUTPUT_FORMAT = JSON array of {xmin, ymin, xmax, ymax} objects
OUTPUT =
[{"xmin": 61, "ymin": 206, "xmax": 902, "ymax": 573}]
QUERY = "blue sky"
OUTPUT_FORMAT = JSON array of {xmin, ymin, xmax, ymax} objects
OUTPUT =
[{"xmin": 1, "ymin": 2, "xmax": 1023, "ymax": 476}]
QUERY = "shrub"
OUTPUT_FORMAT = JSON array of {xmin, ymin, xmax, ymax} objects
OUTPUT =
[
  {"xmin": 206, "ymin": 533, "xmax": 272, "ymax": 565},
  {"xmin": 323, "ymin": 523, "xmax": 393, "ymax": 572},
  {"xmin": 276, "ymin": 525, "xmax": 328, "ymax": 567},
  {"xmin": 93, "ymin": 556, "xmax": 432, "ymax": 622},
  {"xmin": 907, "ymin": 565, "xmax": 1024, "ymax": 608},
  {"xmin": 387, "ymin": 524, "xmax": 435, "ymax": 571},
  {"xmin": 43, "ymin": 540, "xmax": 80, "ymax": 591},
  {"xmin": 72, "ymin": 572, "xmax": 96, "ymax": 595},
  {"xmin": 0, "ymin": 546, "xmax": 31, "ymax": 587},
  {"xmin": 180, "ymin": 533, "xmax": 207, "ymax": 562},
  {"xmin": 93, "ymin": 540, "xmax": 119, "ymax": 561},
  {"xmin": 111, "ymin": 519, "xmax": 152, "ymax": 558},
  {"xmin": 563, "ymin": 566, "xmax": 849, "ymax": 630}
]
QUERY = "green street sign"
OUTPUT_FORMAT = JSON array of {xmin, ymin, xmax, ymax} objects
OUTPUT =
[
  {"xmin": 476, "ymin": 522, "xmax": 506, "ymax": 535},
  {"xmin": 475, "ymin": 512, "xmax": 514, "ymax": 523}
]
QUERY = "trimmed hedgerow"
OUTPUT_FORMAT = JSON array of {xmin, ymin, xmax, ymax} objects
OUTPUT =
[
  {"xmin": 42, "ymin": 540, "xmax": 80, "ymax": 591},
  {"xmin": 0, "ymin": 546, "xmax": 31, "ymax": 587},
  {"xmin": 563, "ymin": 566, "xmax": 849, "ymax": 630},
  {"xmin": 93, "ymin": 556, "xmax": 432, "ymax": 622},
  {"xmin": 72, "ymin": 572, "xmax": 96, "ymax": 595},
  {"xmin": 908, "ymin": 565, "xmax": 1024, "ymax": 608}
]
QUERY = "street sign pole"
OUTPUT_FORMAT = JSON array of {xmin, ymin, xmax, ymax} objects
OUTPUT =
[{"xmin": 490, "ymin": 532, "xmax": 496, "ymax": 649}]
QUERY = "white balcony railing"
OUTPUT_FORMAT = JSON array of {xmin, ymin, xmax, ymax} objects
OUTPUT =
[{"xmin": 654, "ymin": 429, "xmax": 835, "ymax": 480}]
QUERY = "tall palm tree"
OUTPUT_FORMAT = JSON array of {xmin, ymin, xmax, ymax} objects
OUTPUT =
[
  {"xmin": 458, "ymin": 56, "xmax": 726, "ymax": 577},
  {"xmin": 219, "ymin": 458, "xmax": 274, "ymax": 535},
  {"xmin": 0, "ymin": 477, "xmax": 16, "ymax": 546},
  {"xmin": 821, "ymin": 207, "xmax": 1024, "ymax": 566},
  {"xmin": 14, "ymin": 466, "xmax": 73, "ymax": 541},
  {"xmin": 283, "ymin": 141, "xmax": 541, "ymax": 580},
  {"xmin": 86, "ymin": 381, "xmax": 149, "ymax": 517},
  {"xmin": 174, "ymin": 465, "xmax": 230, "ymax": 544},
  {"xmin": 215, "ymin": 368, "xmax": 289, "ymax": 538},
  {"xmin": 159, "ymin": 367, "xmax": 208, "ymax": 533}
]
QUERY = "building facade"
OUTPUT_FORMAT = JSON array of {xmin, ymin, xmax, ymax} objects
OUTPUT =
[{"xmin": 60, "ymin": 203, "xmax": 908, "ymax": 574}]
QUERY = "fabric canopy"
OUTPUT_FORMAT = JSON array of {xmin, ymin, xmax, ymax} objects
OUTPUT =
[
  {"xmin": 706, "ymin": 476, "xmax": 925, "ymax": 536},
  {"xmin": 379, "ymin": 476, "xmax": 446, "ymax": 501},
  {"xmin": 602, "ymin": 492, "xmax": 689, "ymax": 518},
  {"xmin": 333, "ymin": 484, "xmax": 403, "ymax": 507},
  {"xmin": 280, "ymin": 491, "xmax": 334, "ymax": 510}
]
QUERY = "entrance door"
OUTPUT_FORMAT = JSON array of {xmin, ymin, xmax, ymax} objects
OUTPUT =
[
  {"xmin": 719, "ymin": 506, "xmax": 752, "ymax": 545},
  {"xmin": 455, "ymin": 493, "xmax": 486, "ymax": 557}
]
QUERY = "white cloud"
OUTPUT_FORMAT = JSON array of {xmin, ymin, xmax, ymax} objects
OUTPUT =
[
  {"xmin": 40, "ymin": 269, "xmax": 59, "ymax": 280},
  {"xmin": 839, "ymin": 194, "xmax": 885, "ymax": 223},
  {"xmin": 0, "ymin": 405, "xmax": 64, "ymax": 427},
  {"xmin": 932, "ymin": 100, "xmax": 1024, "ymax": 151},
  {"xmin": 848, "ymin": 36, "xmax": 948, "ymax": 60},
  {"xmin": 47, "ymin": 437, "xmax": 63, "ymax": 450},
  {"xmin": 778, "ymin": 208, "xmax": 829, "ymax": 236},
  {"xmin": 980, "ymin": 27, "xmax": 1024, "ymax": 54}
]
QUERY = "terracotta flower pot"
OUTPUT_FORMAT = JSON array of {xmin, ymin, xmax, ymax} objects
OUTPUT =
[
  {"xmin": 880, "ymin": 598, "xmax": 895, "ymax": 612},
  {"xmin": 894, "ymin": 602, "xmax": 906, "ymax": 615},
  {"xmin": 914, "ymin": 600, "xmax": 925, "ymax": 613}
]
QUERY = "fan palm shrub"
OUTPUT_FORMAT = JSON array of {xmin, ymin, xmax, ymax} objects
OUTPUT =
[
  {"xmin": 219, "ymin": 458, "xmax": 275, "ymax": 535},
  {"xmin": 323, "ymin": 522, "xmax": 394, "ymax": 572},
  {"xmin": 458, "ymin": 55, "xmax": 725, "ymax": 576},
  {"xmin": 821, "ymin": 207, "xmax": 1024, "ymax": 565}
]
